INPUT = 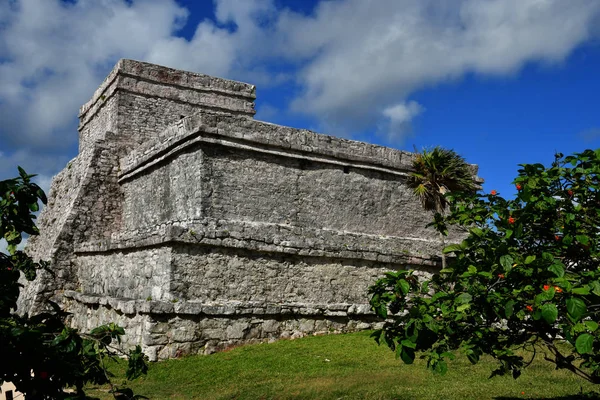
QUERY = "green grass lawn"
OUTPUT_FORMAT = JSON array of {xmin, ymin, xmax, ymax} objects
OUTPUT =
[{"xmin": 86, "ymin": 331, "xmax": 599, "ymax": 400}]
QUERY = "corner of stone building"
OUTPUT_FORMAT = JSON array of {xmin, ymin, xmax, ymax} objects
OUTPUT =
[{"xmin": 21, "ymin": 59, "xmax": 260, "ymax": 317}]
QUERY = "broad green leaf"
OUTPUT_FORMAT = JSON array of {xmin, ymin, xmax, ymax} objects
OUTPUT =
[
  {"xmin": 456, "ymin": 304, "xmax": 470, "ymax": 312},
  {"xmin": 375, "ymin": 303, "xmax": 387, "ymax": 319},
  {"xmin": 548, "ymin": 262, "xmax": 565, "ymax": 278},
  {"xmin": 572, "ymin": 287, "xmax": 590, "ymax": 296},
  {"xmin": 541, "ymin": 304, "xmax": 558, "ymax": 324},
  {"xmin": 505, "ymin": 300, "xmax": 515, "ymax": 318},
  {"xmin": 542, "ymin": 252, "xmax": 555, "ymax": 262},
  {"xmin": 456, "ymin": 293, "xmax": 472, "ymax": 304},
  {"xmin": 504, "ymin": 229, "xmax": 513, "ymax": 239},
  {"xmin": 466, "ymin": 349, "xmax": 480, "ymax": 364},
  {"xmin": 525, "ymin": 255, "xmax": 536, "ymax": 264},
  {"xmin": 539, "ymin": 287, "xmax": 555, "ymax": 302},
  {"xmin": 566, "ymin": 297, "xmax": 587, "ymax": 321},
  {"xmin": 563, "ymin": 235, "xmax": 573, "ymax": 246},
  {"xmin": 576, "ymin": 333, "xmax": 594, "ymax": 354},
  {"xmin": 576, "ymin": 235, "xmax": 590, "ymax": 246},
  {"xmin": 500, "ymin": 255, "xmax": 513, "ymax": 272},
  {"xmin": 400, "ymin": 347, "xmax": 415, "ymax": 364},
  {"xmin": 470, "ymin": 227, "xmax": 484, "ymax": 237},
  {"xmin": 443, "ymin": 244, "xmax": 463, "ymax": 254},
  {"xmin": 590, "ymin": 280, "xmax": 600, "ymax": 296},
  {"xmin": 478, "ymin": 271, "xmax": 493, "ymax": 279},
  {"xmin": 398, "ymin": 279, "xmax": 410, "ymax": 295},
  {"xmin": 584, "ymin": 321, "xmax": 599, "ymax": 332}
]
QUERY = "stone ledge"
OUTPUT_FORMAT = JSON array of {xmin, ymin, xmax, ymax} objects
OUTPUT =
[
  {"xmin": 63, "ymin": 291, "xmax": 375, "ymax": 317},
  {"xmin": 119, "ymin": 112, "xmax": 424, "ymax": 182},
  {"xmin": 74, "ymin": 218, "xmax": 441, "ymax": 266},
  {"xmin": 79, "ymin": 77, "xmax": 255, "ymax": 133},
  {"xmin": 80, "ymin": 59, "xmax": 256, "ymax": 121},
  {"xmin": 119, "ymin": 112, "xmax": 484, "ymax": 186}
]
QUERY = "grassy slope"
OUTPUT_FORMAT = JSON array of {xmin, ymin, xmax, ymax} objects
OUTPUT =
[{"xmin": 87, "ymin": 331, "xmax": 598, "ymax": 400}]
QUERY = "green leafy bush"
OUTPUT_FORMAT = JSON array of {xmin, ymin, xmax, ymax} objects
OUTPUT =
[
  {"xmin": 1, "ymin": 168, "xmax": 148, "ymax": 399},
  {"xmin": 370, "ymin": 149, "xmax": 600, "ymax": 383}
]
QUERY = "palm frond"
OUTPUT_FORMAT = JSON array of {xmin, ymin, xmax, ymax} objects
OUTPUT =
[{"xmin": 407, "ymin": 146, "xmax": 476, "ymax": 212}]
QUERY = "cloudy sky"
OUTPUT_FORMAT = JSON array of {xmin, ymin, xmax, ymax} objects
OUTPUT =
[{"xmin": 1, "ymin": 0, "xmax": 600, "ymax": 208}]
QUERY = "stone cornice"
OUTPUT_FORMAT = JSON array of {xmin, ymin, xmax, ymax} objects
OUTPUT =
[
  {"xmin": 74, "ymin": 218, "xmax": 442, "ymax": 266},
  {"xmin": 78, "ymin": 59, "xmax": 256, "ymax": 131},
  {"xmin": 118, "ymin": 113, "xmax": 483, "ymax": 185},
  {"xmin": 64, "ymin": 290, "xmax": 376, "ymax": 317}
]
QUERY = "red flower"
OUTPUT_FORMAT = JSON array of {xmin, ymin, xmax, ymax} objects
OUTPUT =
[
  {"xmin": 554, "ymin": 286, "xmax": 563, "ymax": 293},
  {"xmin": 491, "ymin": 190, "xmax": 497, "ymax": 195},
  {"xmin": 498, "ymin": 274, "xmax": 505, "ymax": 279},
  {"xmin": 526, "ymin": 305, "xmax": 533, "ymax": 312},
  {"xmin": 39, "ymin": 371, "xmax": 48, "ymax": 379},
  {"xmin": 6, "ymin": 267, "xmax": 11, "ymax": 271},
  {"xmin": 543, "ymin": 285, "xmax": 550, "ymax": 291},
  {"xmin": 555, "ymin": 235, "xmax": 561, "ymax": 241},
  {"xmin": 516, "ymin": 184, "xmax": 522, "ymax": 190},
  {"xmin": 567, "ymin": 189, "xmax": 574, "ymax": 196},
  {"xmin": 508, "ymin": 217, "xmax": 515, "ymax": 224}
]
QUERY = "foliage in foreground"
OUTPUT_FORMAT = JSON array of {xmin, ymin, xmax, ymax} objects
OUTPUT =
[
  {"xmin": 1, "ymin": 168, "xmax": 147, "ymax": 399},
  {"xmin": 370, "ymin": 149, "xmax": 600, "ymax": 383}
]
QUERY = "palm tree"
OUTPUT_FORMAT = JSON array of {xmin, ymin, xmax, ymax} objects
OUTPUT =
[{"xmin": 407, "ymin": 146, "xmax": 476, "ymax": 268}]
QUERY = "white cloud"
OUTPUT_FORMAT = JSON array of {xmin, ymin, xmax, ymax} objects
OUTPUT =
[
  {"xmin": 381, "ymin": 101, "xmax": 424, "ymax": 141},
  {"xmin": 579, "ymin": 127, "xmax": 600, "ymax": 143},
  {"xmin": 275, "ymin": 0, "xmax": 600, "ymax": 136},
  {"xmin": 0, "ymin": 0, "xmax": 276, "ymax": 173},
  {"xmin": 383, "ymin": 102, "xmax": 423, "ymax": 124},
  {"xmin": 0, "ymin": 0, "xmax": 191, "ymax": 151}
]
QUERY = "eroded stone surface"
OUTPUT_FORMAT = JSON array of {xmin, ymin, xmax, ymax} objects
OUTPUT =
[{"xmin": 21, "ymin": 59, "xmax": 482, "ymax": 360}]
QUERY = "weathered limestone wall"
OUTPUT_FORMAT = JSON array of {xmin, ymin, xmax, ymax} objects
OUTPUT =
[
  {"xmin": 202, "ymin": 146, "xmax": 432, "ymax": 237},
  {"xmin": 76, "ymin": 246, "xmax": 173, "ymax": 301},
  {"xmin": 21, "ymin": 131, "xmax": 129, "ymax": 311},
  {"xmin": 121, "ymin": 149, "xmax": 204, "ymax": 231},
  {"xmin": 65, "ymin": 292, "xmax": 379, "ymax": 360},
  {"xmin": 169, "ymin": 245, "xmax": 403, "ymax": 304},
  {"xmin": 23, "ymin": 59, "xmax": 482, "ymax": 361},
  {"xmin": 26, "ymin": 157, "xmax": 83, "ymax": 263}
]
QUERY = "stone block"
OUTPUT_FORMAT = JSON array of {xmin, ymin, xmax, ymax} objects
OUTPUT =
[{"xmin": 226, "ymin": 322, "xmax": 249, "ymax": 339}]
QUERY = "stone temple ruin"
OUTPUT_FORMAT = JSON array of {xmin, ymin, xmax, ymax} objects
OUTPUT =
[{"xmin": 20, "ymin": 59, "xmax": 481, "ymax": 361}]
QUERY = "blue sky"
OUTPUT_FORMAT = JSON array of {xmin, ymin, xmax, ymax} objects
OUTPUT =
[{"xmin": 1, "ymin": 0, "xmax": 600, "ymax": 202}]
